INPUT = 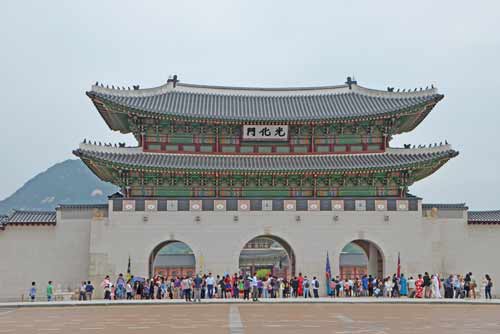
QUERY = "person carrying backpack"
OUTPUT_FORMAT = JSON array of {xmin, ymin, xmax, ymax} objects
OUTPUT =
[
  {"xmin": 311, "ymin": 276, "xmax": 320, "ymax": 298},
  {"xmin": 303, "ymin": 276, "xmax": 310, "ymax": 298},
  {"xmin": 29, "ymin": 282, "xmax": 36, "ymax": 302}
]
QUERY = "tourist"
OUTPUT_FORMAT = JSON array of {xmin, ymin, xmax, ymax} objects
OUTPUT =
[
  {"xmin": 192, "ymin": 274, "xmax": 202, "ymax": 302},
  {"xmin": 251, "ymin": 273, "xmax": 259, "ymax": 301},
  {"xmin": 423, "ymin": 272, "xmax": 432, "ymax": 298},
  {"xmin": 291, "ymin": 277, "xmax": 298, "ymax": 297},
  {"xmin": 469, "ymin": 272, "xmax": 477, "ymax": 299},
  {"xmin": 182, "ymin": 276, "xmax": 192, "ymax": 302},
  {"xmin": 174, "ymin": 277, "xmax": 181, "ymax": 299},
  {"xmin": 29, "ymin": 282, "xmax": 36, "ymax": 302},
  {"xmin": 392, "ymin": 275, "xmax": 400, "ymax": 298},
  {"xmin": 206, "ymin": 273, "xmax": 215, "ymax": 299},
  {"xmin": 384, "ymin": 277, "xmax": 393, "ymax": 297},
  {"xmin": 243, "ymin": 276, "xmax": 251, "ymax": 300},
  {"xmin": 443, "ymin": 275, "xmax": 453, "ymax": 298},
  {"xmin": 464, "ymin": 272, "xmax": 471, "ymax": 298},
  {"xmin": 367, "ymin": 275, "xmax": 374, "ymax": 296},
  {"xmin": 399, "ymin": 274, "xmax": 407, "ymax": 297},
  {"xmin": 297, "ymin": 273, "xmax": 304, "ymax": 297},
  {"xmin": 431, "ymin": 274, "xmax": 441, "ymax": 298},
  {"xmin": 310, "ymin": 276, "xmax": 319, "ymax": 298},
  {"xmin": 415, "ymin": 274, "xmax": 424, "ymax": 298},
  {"xmin": 126, "ymin": 280, "xmax": 133, "ymax": 300},
  {"xmin": 115, "ymin": 274, "xmax": 126, "ymax": 299},
  {"xmin": 407, "ymin": 276, "xmax": 415, "ymax": 298},
  {"xmin": 484, "ymin": 274, "xmax": 493, "ymax": 300},
  {"xmin": 46, "ymin": 281, "xmax": 54, "ymax": 302},
  {"xmin": 303, "ymin": 276, "xmax": 310, "ymax": 298},
  {"xmin": 79, "ymin": 281, "xmax": 87, "ymax": 301},
  {"xmin": 237, "ymin": 276, "xmax": 244, "ymax": 299},
  {"xmin": 101, "ymin": 275, "xmax": 112, "ymax": 300},
  {"xmin": 225, "ymin": 275, "xmax": 232, "ymax": 298},
  {"xmin": 86, "ymin": 281, "xmax": 94, "ymax": 300}
]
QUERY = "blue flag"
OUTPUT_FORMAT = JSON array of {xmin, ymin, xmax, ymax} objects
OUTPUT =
[{"xmin": 325, "ymin": 251, "xmax": 332, "ymax": 296}]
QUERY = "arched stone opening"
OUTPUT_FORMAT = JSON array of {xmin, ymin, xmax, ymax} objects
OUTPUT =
[
  {"xmin": 238, "ymin": 235, "xmax": 296, "ymax": 279},
  {"xmin": 148, "ymin": 240, "xmax": 196, "ymax": 278},
  {"xmin": 339, "ymin": 239, "xmax": 384, "ymax": 279}
]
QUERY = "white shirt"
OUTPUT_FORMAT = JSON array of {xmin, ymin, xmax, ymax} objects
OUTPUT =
[
  {"xmin": 252, "ymin": 276, "xmax": 258, "ymax": 287},
  {"xmin": 206, "ymin": 276, "xmax": 215, "ymax": 285}
]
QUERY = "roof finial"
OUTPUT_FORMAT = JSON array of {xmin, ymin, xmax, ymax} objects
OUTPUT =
[
  {"xmin": 168, "ymin": 74, "xmax": 179, "ymax": 88},
  {"xmin": 133, "ymin": 85, "xmax": 140, "ymax": 90},
  {"xmin": 345, "ymin": 76, "xmax": 357, "ymax": 90},
  {"xmin": 83, "ymin": 139, "xmax": 86, "ymax": 144}
]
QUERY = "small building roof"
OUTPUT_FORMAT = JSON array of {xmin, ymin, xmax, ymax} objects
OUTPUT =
[
  {"xmin": 57, "ymin": 204, "xmax": 108, "ymax": 210},
  {"xmin": 422, "ymin": 203, "xmax": 468, "ymax": 210},
  {"xmin": 1, "ymin": 210, "xmax": 56, "ymax": 227},
  {"xmin": 74, "ymin": 143, "xmax": 457, "ymax": 174},
  {"xmin": 468, "ymin": 210, "xmax": 500, "ymax": 224},
  {"xmin": 87, "ymin": 79, "xmax": 442, "ymax": 129}
]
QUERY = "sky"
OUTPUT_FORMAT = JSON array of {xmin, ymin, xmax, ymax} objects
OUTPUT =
[{"xmin": 0, "ymin": 0, "xmax": 499, "ymax": 209}]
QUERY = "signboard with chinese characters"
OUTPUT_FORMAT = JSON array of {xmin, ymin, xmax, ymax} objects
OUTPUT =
[{"xmin": 242, "ymin": 125, "xmax": 288, "ymax": 141}]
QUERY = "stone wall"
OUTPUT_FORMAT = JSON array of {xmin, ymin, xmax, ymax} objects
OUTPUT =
[
  {"xmin": 0, "ymin": 210, "xmax": 91, "ymax": 301},
  {"xmin": 1, "ymin": 201, "xmax": 498, "ymax": 300}
]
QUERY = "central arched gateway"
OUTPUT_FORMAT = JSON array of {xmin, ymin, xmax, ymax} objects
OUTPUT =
[
  {"xmin": 238, "ymin": 235, "xmax": 296, "ymax": 278},
  {"xmin": 148, "ymin": 240, "xmax": 196, "ymax": 278},
  {"xmin": 339, "ymin": 239, "xmax": 384, "ymax": 279}
]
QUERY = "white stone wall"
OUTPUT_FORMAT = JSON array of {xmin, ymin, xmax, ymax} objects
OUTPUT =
[
  {"xmin": 1, "ymin": 202, "xmax": 499, "ymax": 300},
  {"xmin": 0, "ymin": 211, "xmax": 90, "ymax": 301},
  {"xmin": 88, "ymin": 201, "xmax": 433, "ymax": 296}
]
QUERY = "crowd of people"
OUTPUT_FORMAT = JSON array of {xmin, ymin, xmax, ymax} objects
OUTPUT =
[
  {"xmin": 27, "ymin": 271, "xmax": 493, "ymax": 302},
  {"xmin": 92, "ymin": 271, "xmax": 494, "ymax": 301}
]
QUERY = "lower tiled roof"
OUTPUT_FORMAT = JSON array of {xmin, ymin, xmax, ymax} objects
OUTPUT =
[
  {"xmin": 74, "ymin": 144, "xmax": 458, "ymax": 174},
  {"xmin": 468, "ymin": 210, "xmax": 500, "ymax": 224},
  {"xmin": 58, "ymin": 204, "xmax": 108, "ymax": 210},
  {"xmin": 422, "ymin": 203, "xmax": 468, "ymax": 210},
  {"xmin": 3, "ymin": 210, "xmax": 56, "ymax": 226}
]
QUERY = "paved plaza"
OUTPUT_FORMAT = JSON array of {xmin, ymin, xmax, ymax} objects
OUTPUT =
[{"xmin": 0, "ymin": 302, "xmax": 499, "ymax": 334}]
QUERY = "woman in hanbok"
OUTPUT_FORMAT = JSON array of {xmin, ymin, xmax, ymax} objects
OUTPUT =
[
  {"xmin": 432, "ymin": 274, "xmax": 442, "ymax": 298},
  {"xmin": 399, "ymin": 274, "xmax": 408, "ymax": 296},
  {"xmin": 415, "ymin": 274, "xmax": 424, "ymax": 298}
]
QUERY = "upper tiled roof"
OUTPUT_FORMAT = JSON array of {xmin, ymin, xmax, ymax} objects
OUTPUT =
[
  {"xmin": 74, "ymin": 143, "xmax": 458, "ymax": 174},
  {"xmin": 88, "ymin": 80, "xmax": 442, "ymax": 123},
  {"xmin": 468, "ymin": 210, "xmax": 500, "ymax": 224},
  {"xmin": 4, "ymin": 210, "xmax": 56, "ymax": 225},
  {"xmin": 422, "ymin": 203, "xmax": 468, "ymax": 210}
]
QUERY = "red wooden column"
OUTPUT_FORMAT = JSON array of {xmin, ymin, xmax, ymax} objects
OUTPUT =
[{"xmin": 215, "ymin": 125, "xmax": 220, "ymax": 152}]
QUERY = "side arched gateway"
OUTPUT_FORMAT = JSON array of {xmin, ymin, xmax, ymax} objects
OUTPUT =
[
  {"xmin": 339, "ymin": 239, "xmax": 384, "ymax": 279},
  {"xmin": 148, "ymin": 240, "xmax": 196, "ymax": 278},
  {"xmin": 238, "ymin": 235, "xmax": 296, "ymax": 278}
]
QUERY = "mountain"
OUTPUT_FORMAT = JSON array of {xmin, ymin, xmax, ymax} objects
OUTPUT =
[{"xmin": 0, "ymin": 159, "xmax": 118, "ymax": 215}]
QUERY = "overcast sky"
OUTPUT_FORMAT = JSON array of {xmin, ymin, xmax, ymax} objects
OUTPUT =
[{"xmin": 1, "ymin": 0, "xmax": 499, "ymax": 209}]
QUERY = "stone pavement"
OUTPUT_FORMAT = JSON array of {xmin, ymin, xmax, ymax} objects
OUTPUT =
[{"xmin": 0, "ymin": 303, "xmax": 500, "ymax": 334}]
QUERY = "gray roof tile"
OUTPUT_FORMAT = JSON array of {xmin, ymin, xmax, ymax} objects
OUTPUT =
[
  {"xmin": 468, "ymin": 210, "xmax": 500, "ymax": 224},
  {"xmin": 89, "ymin": 82, "xmax": 442, "ymax": 122},
  {"xmin": 422, "ymin": 203, "xmax": 467, "ymax": 210},
  {"xmin": 5, "ymin": 210, "xmax": 56, "ymax": 225},
  {"xmin": 74, "ymin": 144, "xmax": 458, "ymax": 173}
]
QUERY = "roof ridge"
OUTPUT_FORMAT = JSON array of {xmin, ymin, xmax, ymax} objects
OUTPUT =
[{"xmin": 90, "ymin": 79, "xmax": 439, "ymax": 99}]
